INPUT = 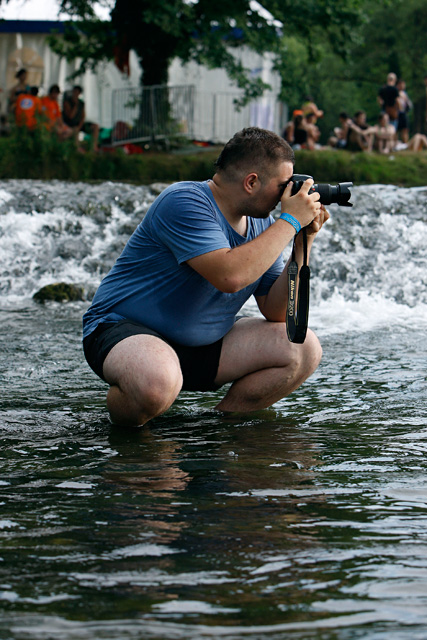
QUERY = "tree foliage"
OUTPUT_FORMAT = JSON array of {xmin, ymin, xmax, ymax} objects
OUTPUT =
[
  {"xmin": 1, "ymin": 0, "xmax": 425, "ymax": 135},
  {"xmin": 295, "ymin": 0, "xmax": 427, "ymax": 139},
  {"xmin": 21, "ymin": 0, "xmax": 369, "ymax": 101}
]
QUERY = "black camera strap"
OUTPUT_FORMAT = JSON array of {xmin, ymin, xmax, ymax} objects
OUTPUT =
[{"xmin": 286, "ymin": 228, "xmax": 310, "ymax": 344}]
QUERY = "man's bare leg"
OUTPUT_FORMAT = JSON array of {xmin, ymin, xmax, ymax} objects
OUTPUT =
[
  {"xmin": 214, "ymin": 317, "xmax": 322, "ymax": 412},
  {"xmin": 102, "ymin": 334, "xmax": 183, "ymax": 427}
]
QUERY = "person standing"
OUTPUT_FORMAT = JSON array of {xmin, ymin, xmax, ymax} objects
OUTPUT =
[
  {"xmin": 301, "ymin": 96, "xmax": 324, "ymax": 121},
  {"xmin": 82, "ymin": 127, "xmax": 329, "ymax": 428},
  {"xmin": 396, "ymin": 79, "xmax": 413, "ymax": 143},
  {"xmin": 378, "ymin": 72, "xmax": 400, "ymax": 132},
  {"xmin": 8, "ymin": 68, "xmax": 31, "ymax": 114}
]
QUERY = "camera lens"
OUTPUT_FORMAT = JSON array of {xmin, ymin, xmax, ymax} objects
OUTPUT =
[
  {"xmin": 316, "ymin": 182, "xmax": 353, "ymax": 206},
  {"xmin": 291, "ymin": 174, "xmax": 353, "ymax": 207}
]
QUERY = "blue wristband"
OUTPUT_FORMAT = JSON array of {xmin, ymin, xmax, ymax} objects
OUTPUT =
[{"xmin": 279, "ymin": 212, "xmax": 301, "ymax": 234}]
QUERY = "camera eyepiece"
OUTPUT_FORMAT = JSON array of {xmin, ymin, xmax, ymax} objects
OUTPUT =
[{"xmin": 291, "ymin": 173, "xmax": 353, "ymax": 207}]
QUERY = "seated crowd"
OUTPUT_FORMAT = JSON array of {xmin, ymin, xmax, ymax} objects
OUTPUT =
[
  {"xmin": 283, "ymin": 89, "xmax": 427, "ymax": 154},
  {"xmin": 4, "ymin": 71, "xmax": 426, "ymax": 155},
  {"xmin": 5, "ymin": 68, "xmax": 99, "ymax": 151}
]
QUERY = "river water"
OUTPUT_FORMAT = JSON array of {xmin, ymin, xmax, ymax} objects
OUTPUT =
[{"xmin": 0, "ymin": 179, "xmax": 426, "ymax": 639}]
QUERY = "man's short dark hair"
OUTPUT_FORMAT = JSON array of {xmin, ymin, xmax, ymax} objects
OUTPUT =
[
  {"xmin": 49, "ymin": 84, "xmax": 60, "ymax": 95},
  {"xmin": 73, "ymin": 85, "xmax": 83, "ymax": 93},
  {"xmin": 214, "ymin": 127, "xmax": 295, "ymax": 182}
]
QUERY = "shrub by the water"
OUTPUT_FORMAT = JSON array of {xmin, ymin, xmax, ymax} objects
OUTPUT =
[{"xmin": 0, "ymin": 128, "xmax": 426, "ymax": 186}]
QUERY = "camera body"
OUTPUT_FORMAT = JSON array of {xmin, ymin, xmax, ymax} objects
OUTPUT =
[{"xmin": 291, "ymin": 173, "xmax": 353, "ymax": 207}]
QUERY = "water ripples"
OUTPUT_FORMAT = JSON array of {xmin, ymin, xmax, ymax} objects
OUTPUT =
[{"xmin": 0, "ymin": 182, "xmax": 426, "ymax": 638}]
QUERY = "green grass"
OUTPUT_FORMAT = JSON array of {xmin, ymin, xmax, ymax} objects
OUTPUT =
[
  {"xmin": 293, "ymin": 148, "xmax": 427, "ymax": 187},
  {"xmin": 0, "ymin": 129, "xmax": 426, "ymax": 186}
]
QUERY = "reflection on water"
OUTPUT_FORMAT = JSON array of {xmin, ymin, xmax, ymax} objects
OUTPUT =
[
  {"xmin": 1, "ymin": 309, "xmax": 427, "ymax": 639},
  {"xmin": 0, "ymin": 181, "xmax": 426, "ymax": 639}
]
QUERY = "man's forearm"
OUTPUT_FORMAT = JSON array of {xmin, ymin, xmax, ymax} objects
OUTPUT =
[
  {"xmin": 257, "ymin": 232, "xmax": 314, "ymax": 321},
  {"xmin": 187, "ymin": 219, "xmax": 297, "ymax": 294}
]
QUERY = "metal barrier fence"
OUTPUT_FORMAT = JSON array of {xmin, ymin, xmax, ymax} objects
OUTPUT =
[
  {"xmin": 111, "ymin": 85, "xmax": 195, "ymax": 145},
  {"xmin": 111, "ymin": 84, "xmax": 282, "ymax": 146},
  {"xmin": 194, "ymin": 91, "xmax": 281, "ymax": 143}
]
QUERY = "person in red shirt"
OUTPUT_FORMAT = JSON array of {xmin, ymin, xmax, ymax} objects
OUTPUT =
[
  {"xmin": 40, "ymin": 85, "xmax": 72, "ymax": 139},
  {"xmin": 15, "ymin": 87, "xmax": 41, "ymax": 130}
]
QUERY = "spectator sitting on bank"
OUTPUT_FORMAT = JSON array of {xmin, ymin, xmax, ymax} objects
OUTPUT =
[
  {"xmin": 8, "ymin": 68, "xmax": 31, "ymax": 114},
  {"xmin": 328, "ymin": 111, "xmax": 352, "ymax": 149},
  {"xmin": 346, "ymin": 110, "xmax": 370, "ymax": 151},
  {"xmin": 396, "ymin": 79, "xmax": 413, "ymax": 144},
  {"xmin": 282, "ymin": 109, "xmax": 304, "ymax": 146},
  {"xmin": 365, "ymin": 112, "xmax": 396, "ymax": 154},
  {"xmin": 304, "ymin": 112, "xmax": 322, "ymax": 149},
  {"xmin": 291, "ymin": 114, "xmax": 309, "ymax": 149},
  {"xmin": 14, "ymin": 86, "xmax": 41, "ymax": 130},
  {"xmin": 62, "ymin": 85, "xmax": 99, "ymax": 151},
  {"xmin": 41, "ymin": 84, "xmax": 72, "ymax": 140},
  {"xmin": 394, "ymin": 133, "xmax": 427, "ymax": 152}
]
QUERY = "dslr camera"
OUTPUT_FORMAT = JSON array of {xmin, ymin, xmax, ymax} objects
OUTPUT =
[{"xmin": 291, "ymin": 173, "xmax": 353, "ymax": 207}]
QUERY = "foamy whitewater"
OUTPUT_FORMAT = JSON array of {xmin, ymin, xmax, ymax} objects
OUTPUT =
[{"xmin": 0, "ymin": 180, "xmax": 426, "ymax": 336}]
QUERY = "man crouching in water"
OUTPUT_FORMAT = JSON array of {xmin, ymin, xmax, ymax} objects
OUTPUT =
[{"xmin": 82, "ymin": 127, "xmax": 329, "ymax": 427}]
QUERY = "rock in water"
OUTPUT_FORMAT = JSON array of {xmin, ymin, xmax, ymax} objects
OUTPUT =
[{"xmin": 33, "ymin": 282, "xmax": 84, "ymax": 303}]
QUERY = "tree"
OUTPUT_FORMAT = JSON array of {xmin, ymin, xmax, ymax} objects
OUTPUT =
[
  {"xmin": 307, "ymin": 0, "xmax": 427, "ymax": 139},
  {"xmin": 0, "ymin": 0, "xmax": 370, "ymax": 102},
  {"xmin": 345, "ymin": 0, "xmax": 427, "ymax": 133}
]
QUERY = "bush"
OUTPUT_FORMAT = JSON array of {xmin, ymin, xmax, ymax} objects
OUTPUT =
[
  {"xmin": 293, "ymin": 149, "xmax": 427, "ymax": 187},
  {"xmin": 0, "ymin": 129, "xmax": 426, "ymax": 186}
]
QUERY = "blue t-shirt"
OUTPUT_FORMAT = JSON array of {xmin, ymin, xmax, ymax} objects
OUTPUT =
[{"xmin": 83, "ymin": 181, "xmax": 284, "ymax": 346}]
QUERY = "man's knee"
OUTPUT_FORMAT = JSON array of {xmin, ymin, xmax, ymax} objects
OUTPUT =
[
  {"xmin": 104, "ymin": 335, "xmax": 184, "ymax": 422},
  {"xmin": 143, "ymin": 365, "xmax": 183, "ymax": 413},
  {"xmin": 276, "ymin": 325, "xmax": 321, "ymax": 378},
  {"xmin": 272, "ymin": 322, "xmax": 322, "ymax": 369},
  {"xmin": 107, "ymin": 361, "xmax": 183, "ymax": 427},
  {"xmin": 300, "ymin": 329, "xmax": 322, "ymax": 374},
  {"xmin": 122, "ymin": 353, "xmax": 183, "ymax": 413}
]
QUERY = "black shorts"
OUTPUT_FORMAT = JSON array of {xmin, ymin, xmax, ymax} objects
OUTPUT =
[
  {"xmin": 397, "ymin": 111, "xmax": 409, "ymax": 131},
  {"xmin": 83, "ymin": 320, "xmax": 223, "ymax": 392}
]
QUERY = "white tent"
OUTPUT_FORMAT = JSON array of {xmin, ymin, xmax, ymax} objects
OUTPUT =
[
  {"xmin": 0, "ymin": 20, "xmax": 141, "ymax": 127},
  {"xmin": 0, "ymin": 20, "xmax": 286, "ymax": 140}
]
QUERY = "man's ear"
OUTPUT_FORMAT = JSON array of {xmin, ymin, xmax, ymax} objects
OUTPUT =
[{"xmin": 243, "ymin": 172, "xmax": 260, "ymax": 194}]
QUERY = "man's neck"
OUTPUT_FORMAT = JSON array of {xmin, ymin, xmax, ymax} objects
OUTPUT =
[{"xmin": 208, "ymin": 177, "xmax": 248, "ymax": 236}]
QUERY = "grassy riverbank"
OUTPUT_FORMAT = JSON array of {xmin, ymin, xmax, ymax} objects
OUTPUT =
[{"xmin": 0, "ymin": 130, "xmax": 426, "ymax": 186}]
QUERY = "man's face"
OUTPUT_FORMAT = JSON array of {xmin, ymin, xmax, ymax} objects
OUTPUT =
[{"xmin": 248, "ymin": 161, "xmax": 294, "ymax": 219}]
